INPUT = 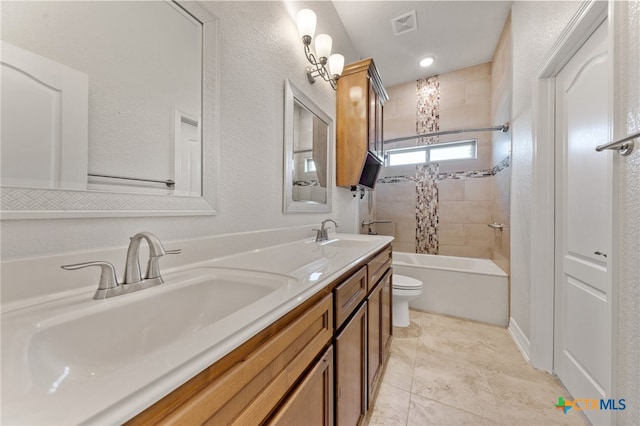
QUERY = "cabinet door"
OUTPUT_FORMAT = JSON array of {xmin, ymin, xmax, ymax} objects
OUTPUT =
[
  {"xmin": 335, "ymin": 302, "xmax": 366, "ymax": 426},
  {"xmin": 375, "ymin": 96, "xmax": 384, "ymax": 159},
  {"xmin": 367, "ymin": 281, "xmax": 382, "ymax": 406},
  {"xmin": 268, "ymin": 346, "xmax": 334, "ymax": 426},
  {"xmin": 368, "ymin": 79, "xmax": 377, "ymax": 155},
  {"xmin": 381, "ymin": 270, "xmax": 393, "ymax": 359}
]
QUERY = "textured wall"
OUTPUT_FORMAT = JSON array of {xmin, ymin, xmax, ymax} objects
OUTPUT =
[
  {"xmin": 510, "ymin": 0, "xmax": 582, "ymax": 339},
  {"xmin": 614, "ymin": 1, "xmax": 640, "ymax": 423},
  {"xmin": 0, "ymin": 1, "xmax": 360, "ymax": 259}
]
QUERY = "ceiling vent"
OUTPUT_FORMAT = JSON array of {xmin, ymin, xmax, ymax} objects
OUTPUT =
[{"xmin": 391, "ymin": 10, "xmax": 418, "ymax": 36}]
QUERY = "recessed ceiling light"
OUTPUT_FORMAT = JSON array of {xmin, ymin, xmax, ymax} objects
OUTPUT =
[{"xmin": 419, "ymin": 56, "xmax": 434, "ymax": 67}]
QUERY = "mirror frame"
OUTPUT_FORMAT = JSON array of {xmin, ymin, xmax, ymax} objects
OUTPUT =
[
  {"xmin": 283, "ymin": 80, "xmax": 333, "ymax": 214},
  {"xmin": 0, "ymin": 1, "xmax": 220, "ymax": 220}
]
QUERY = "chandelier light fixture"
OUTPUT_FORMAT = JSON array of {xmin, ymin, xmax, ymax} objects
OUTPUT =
[{"xmin": 296, "ymin": 9, "xmax": 344, "ymax": 90}]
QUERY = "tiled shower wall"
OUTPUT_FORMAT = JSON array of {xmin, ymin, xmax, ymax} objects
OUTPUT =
[
  {"xmin": 376, "ymin": 44, "xmax": 511, "ymax": 269},
  {"xmin": 490, "ymin": 15, "xmax": 512, "ymax": 273}
]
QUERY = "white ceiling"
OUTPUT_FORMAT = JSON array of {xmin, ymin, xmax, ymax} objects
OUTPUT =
[{"xmin": 332, "ymin": 1, "xmax": 513, "ymax": 87}]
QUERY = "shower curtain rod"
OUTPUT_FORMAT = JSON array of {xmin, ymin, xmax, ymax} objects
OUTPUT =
[{"xmin": 383, "ymin": 122, "xmax": 510, "ymax": 145}]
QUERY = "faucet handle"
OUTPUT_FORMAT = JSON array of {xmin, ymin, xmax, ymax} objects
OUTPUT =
[
  {"xmin": 61, "ymin": 261, "xmax": 120, "ymax": 292},
  {"xmin": 145, "ymin": 247, "xmax": 181, "ymax": 281}
]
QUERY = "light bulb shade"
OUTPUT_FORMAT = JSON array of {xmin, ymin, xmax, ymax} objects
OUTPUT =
[
  {"xmin": 328, "ymin": 54, "xmax": 344, "ymax": 77},
  {"xmin": 297, "ymin": 9, "xmax": 316, "ymax": 39},
  {"xmin": 314, "ymin": 34, "xmax": 332, "ymax": 60}
]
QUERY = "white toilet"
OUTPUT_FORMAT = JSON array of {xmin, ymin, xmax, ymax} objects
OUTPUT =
[{"xmin": 392, "ymin": 274, "xmax": 424, "ymax": 327}]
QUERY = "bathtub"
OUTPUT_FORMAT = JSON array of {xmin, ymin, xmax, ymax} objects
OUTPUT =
[{"xmin": 392, "ymin": 252, "xmax": 509, "ymax": 327}]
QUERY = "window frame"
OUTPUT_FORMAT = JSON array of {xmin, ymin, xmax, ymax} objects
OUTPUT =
[{"xmin": 384, "ymin": 138, "xmax": 478, "ymax": 167}]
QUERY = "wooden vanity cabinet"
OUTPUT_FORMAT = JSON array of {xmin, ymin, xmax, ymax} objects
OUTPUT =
[
  {"xmin": 367, "ymin": 269, "xmax": 392, "ymax": 406},
  {"xmin": 267, "ymin": 346, "xmax": 334, "ymax": 426},
  {"xmin": 128, "ymin": 244, "xmax": 393, "ymax": 426},
  {"xmin": 334, "ymin": 266, "xmax": 367, "ymax": 328},
  {"xmin": 335, "ymin": 302, "xmax": 367, "ymax": 426},
  {"xmin": 381, "ymin": 270, "xmax": 392, "ymax": 362},
  {"xmin": 336, "ymin": 58, "xmax": 388, "ymax": 189},
  {"xmin": 127, "ymin": 292, "xmax": 333, "ymax": 426},
  {"xmin": 366, "ymin": 280, "xmax": 382, "ymax": 402},
  {"xmin": 333, "ymin": 246, "xmax": 393, "ymax": 425}
]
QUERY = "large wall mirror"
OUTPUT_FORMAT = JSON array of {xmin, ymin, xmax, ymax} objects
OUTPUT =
[
  {"xmin": 0, "ymin": 1, "xmax": 219, "ymax": 219},
  {"xmin": 283, "ymin": 80, "xmax": 332, "ymax": 214}
]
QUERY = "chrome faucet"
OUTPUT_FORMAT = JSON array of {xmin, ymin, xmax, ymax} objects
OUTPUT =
[
  {"xmin": 61, "ymin": 232, "xmax": 180, "ymax": 299},
  {"xmin": 123, "ymin": 232, "xmax": 180, "ymax": 285},
  {"xmin": 61, "ymin": 261, "xmax": 120, "ymax": 299},
  {"xmin": 361, "ymin": 219, "xmax": 392, "ymax": 235},
  {"xmin": 314, "ymin": 219, "xmax": 338, "ymax": 242}
]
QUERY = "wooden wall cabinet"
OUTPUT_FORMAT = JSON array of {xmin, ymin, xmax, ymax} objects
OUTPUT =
[{"xmin": 336, "ymin": 58, "xmax": 388, "ymax": 189}]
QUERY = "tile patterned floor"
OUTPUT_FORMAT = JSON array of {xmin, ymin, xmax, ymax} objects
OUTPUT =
[{"xmin": 365, "ymin": 310, "xmax": 590, "ymax": 426}]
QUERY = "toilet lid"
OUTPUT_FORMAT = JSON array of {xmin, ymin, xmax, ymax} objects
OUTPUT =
[{"xmin": 393, "ymin": 274, "xmax": 423, "ymax": 290}]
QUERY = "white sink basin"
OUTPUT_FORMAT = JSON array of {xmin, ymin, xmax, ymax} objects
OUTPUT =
[
  {"xmin": 1, "ymin": 233, "xmax": 393, "ymax": 425},
  {"xmin": 3, "ymin": 267, "xmax": 294, "ymax": 397},
  {"xmin": 320, "ymin": 237, "xmax": 375, "ymax": 248}
]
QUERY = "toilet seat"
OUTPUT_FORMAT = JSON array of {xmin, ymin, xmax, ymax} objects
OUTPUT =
[{"xmin": 393, "ymin": 274, "xmax": 423, "ymax": 290}]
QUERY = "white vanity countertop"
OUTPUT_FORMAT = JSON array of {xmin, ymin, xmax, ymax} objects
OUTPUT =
[{"xmin": 0, "ymin": 233, "xmax": 393, "ymax": 425}]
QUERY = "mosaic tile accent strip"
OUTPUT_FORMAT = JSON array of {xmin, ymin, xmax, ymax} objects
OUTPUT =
[
  {"xmin": 416, "ymin": 163, "xmax": 439, "ymax": 254},
  {"xmin": 377, "ymin": 156, "xmax": 511, "ymax": 183},
  {"xmin": 492, "ymin": 156, "xmax": 510, "ymax": 175},
  {"xmin": 416, "ymin": 76, "xmax": 440, "ymax": 140},
  {"xmin": 438, "ymin": 170, "xmax": 493, "ymax": 180},
  {"xmin": 378, "ymin": 175, "xmax": 417, "ymax": 184},
  {"xmin": 415, "ymin": 76, "xmax": 441, "ymax": 255}
]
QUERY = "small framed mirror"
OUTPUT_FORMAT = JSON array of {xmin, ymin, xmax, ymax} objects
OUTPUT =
[{"xmin": 283, "ymin": 80, "xmax": 333, "ymax": 213}]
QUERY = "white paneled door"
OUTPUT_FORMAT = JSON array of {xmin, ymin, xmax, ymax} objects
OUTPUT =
[
  {"xmin": 554, "ymin": 20, "xmax": 613, "ymax": 426},
  {"xmin": 1, "ymin": 41, "xmax": 88, "ymax": 189}
]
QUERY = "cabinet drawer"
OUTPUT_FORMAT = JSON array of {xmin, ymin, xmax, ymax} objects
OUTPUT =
[
  {"xmin": 334, "ymin": 266, "xmax": 367, "ymax": 330},
  {"xmin": 368, "ymin": 246, "xmax": 392, "ymax": 291},
  {"xmin": 153, "ymin": 294, "xmax": 333, "ymax": 425}
]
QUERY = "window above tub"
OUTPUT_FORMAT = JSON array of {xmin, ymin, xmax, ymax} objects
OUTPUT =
[{"xmin": 385, "ymin": 139, "xmax": 477, "ymax": 167}]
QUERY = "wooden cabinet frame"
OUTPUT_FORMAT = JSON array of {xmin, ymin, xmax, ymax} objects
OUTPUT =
[{"xmin": 336, "ymin": 58, "xmax": 388, "ymax": 189}]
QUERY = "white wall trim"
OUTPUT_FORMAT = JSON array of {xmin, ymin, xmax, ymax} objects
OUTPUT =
[
  {"xmin": 508, "ymin": 317, "xmax": 531, "ymax": 362},
  {"xmin": 535, "ymin": 1, "xmax": 608, "ymax": 79},
  {"xmin": 530, "ymin": 0, "xmax": 608, "ymax": 373},
  {"xmin": 606, "ymin": 2, "xmax": 619, "ymax": 421}
]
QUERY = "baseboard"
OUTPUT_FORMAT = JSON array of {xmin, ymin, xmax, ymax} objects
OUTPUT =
[{"xmin": 508, "ymin": 317, "xmax": 531, "ymax": 363}]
